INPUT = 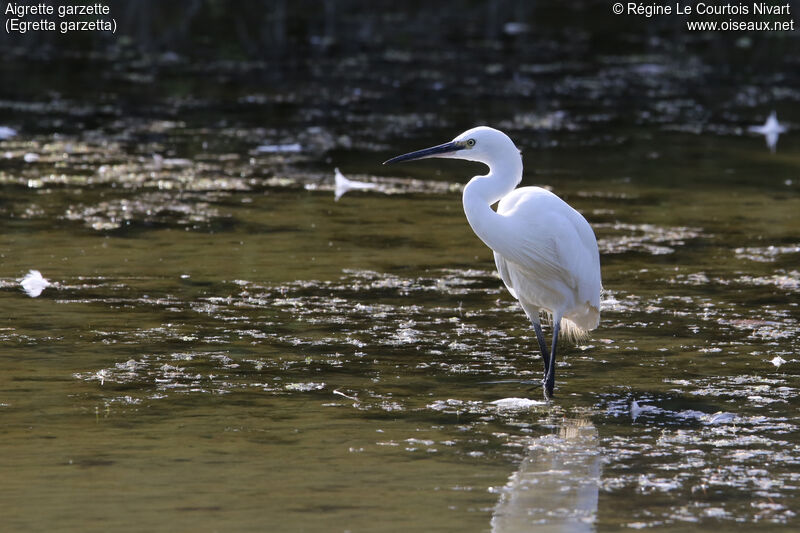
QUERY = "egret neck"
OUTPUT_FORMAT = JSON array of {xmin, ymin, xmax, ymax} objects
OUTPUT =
[
  {"xmin": 461, "ymin": 148, "xmax": 522, "ymax": 257},
  {"xmin": 384, "ymin": 126, "xmax": 602, "ymax": 398}
]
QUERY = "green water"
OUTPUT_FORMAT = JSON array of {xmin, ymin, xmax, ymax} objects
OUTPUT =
[
  {"xmin": 1, "ymin": 14, "xmax": 799, "ymax": 530},
  {"xmin": 1, "ymin": 125, "xmax": 797, "ymax": 531}
]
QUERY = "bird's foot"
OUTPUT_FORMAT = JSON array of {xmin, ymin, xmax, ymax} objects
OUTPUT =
[
  {"xmin": 533, "ymin": 375, "xmax": 552, "ymax": 400},
  {"xmin": 542, "ymin": 373, "xmax": 555, "ymax": 400}
]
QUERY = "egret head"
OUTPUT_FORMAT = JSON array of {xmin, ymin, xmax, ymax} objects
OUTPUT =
[{"xmin": 384, "ymin": 126, "xmax": 520, "ymax": 167}]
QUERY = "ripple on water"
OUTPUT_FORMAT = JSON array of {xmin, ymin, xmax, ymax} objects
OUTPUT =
[
  {"xmin": 37, "ymin": 257, "xmax": 800, "ymax": 529},
  {"xmin": 64, "ymin": 191, "xmax": 228, "ymax": 231},
  {"xmin": 599, "ymin": 388, "xmax": 799, "ymax": 526},
  {"xmin": 596, "ymin": 222, "xmax": 703, "ymax": 255},
  {"xmin": 65, "ymin": 269, "xmax": 536, "ymax": 409},
  {"xmin": 732, "ymin": 270, "xmax": 800, "ymax": 293},
  {"xmin": 666, "ymin": 375, "xmax": 797, "ymax": 406},
  {"xmin": 734, "ymin": 244, "xmax": 800, "ymax": 263}
]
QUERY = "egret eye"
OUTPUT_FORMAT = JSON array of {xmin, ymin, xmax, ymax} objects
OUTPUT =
[{"xmin": 466, "ymin": 139, "xmax": 476, "ymax": 147}]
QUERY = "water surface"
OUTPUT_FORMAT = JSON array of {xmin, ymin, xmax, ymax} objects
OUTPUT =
[{"xmin": 1, "ymin": 14, "xmax": 799, "ymax": 531}]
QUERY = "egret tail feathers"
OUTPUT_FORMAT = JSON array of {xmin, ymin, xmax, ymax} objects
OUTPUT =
[
  {"xmin": 559, "ymin": 317, "xmax": 590, "ymax": 344},
  {"xmin": 539, "ymin": 307, "xmax": 599, "ymax": 344}
]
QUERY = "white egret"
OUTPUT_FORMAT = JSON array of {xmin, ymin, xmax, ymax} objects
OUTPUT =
[{"xmin": 385, "ymin": 126, "xmax": 601, "ymax": 398}]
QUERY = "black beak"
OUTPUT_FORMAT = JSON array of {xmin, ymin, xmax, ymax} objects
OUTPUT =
[{"xmin": 383, "ymin": 141, "xmax": 460, "ymax": 165}]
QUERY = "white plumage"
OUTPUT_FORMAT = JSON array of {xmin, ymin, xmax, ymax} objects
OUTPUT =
[{"xmin": 386, "ymin": 126, "xmax": 602, "ymax": 397}]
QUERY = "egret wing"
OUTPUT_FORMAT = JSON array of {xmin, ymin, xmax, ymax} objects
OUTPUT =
[
  {"xmin": 495, "ymin": 186, "xmax": 600, "ymax": 314},
  {"xmin": 496, "ymin": 190, "xmax": 578, "ymax": 290},
  {"xmin": 494, "ymin": 251, "xmax": 518, "ymax": 299}
]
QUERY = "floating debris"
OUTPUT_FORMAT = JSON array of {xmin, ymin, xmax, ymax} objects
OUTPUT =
[
  {"xmin": 19, "ymin": 269, "xmax": 50, "ymax": 298},
  {"xmin": 748, "ymin": 111, "xmax": 787, "ymax": 153},
  {"xmin": 490, "ymin": 397, "xmax": 547, "ymax": 410},
  {"xmin": 334, "ymin": 167, "xmax": 377, "ymax": 201},
  {"xmin": 333, "ymin": 389, "xmax": 359, "ymax": 402},
  {"xmin": 770, "ymin": 356, "xmax": 787, "ymax": 368},
  {"xmin": 255, "ymin": 142, "xmax": 302, "ymax": 153},
  {"xmin": 152, "ymin": 154, "xmax": 192, "ymax": 168},
  {"xmin": 626, "ymin": 399, "xmax": 738, "ymax": 425},
  {"xmin": 703, "ymin": 411, "xmax": 738, "ymax": 425},
  {"xmin": 0, "ymin": 126, "xmax": 17, "ymax": 139},
  {"xmin": 630, "ymin": 400, "xmax": 662, "ymax": 421}
]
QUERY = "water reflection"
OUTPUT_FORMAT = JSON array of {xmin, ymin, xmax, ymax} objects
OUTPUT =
[{"xmin": 491, "ymin": 419, "xmax": 600, "ymax": 533}]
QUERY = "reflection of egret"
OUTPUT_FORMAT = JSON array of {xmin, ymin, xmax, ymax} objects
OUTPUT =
[
  {"xmin": 385, "ymin": 127, "xmax": 601, "ymax": 397},
  {"xmin": 491, "ymin": 419, "xmax": 601, "ymax": 532},
  {"xmin": 748, "ymin": 111, "xmax": 787, "ymax": 153}
]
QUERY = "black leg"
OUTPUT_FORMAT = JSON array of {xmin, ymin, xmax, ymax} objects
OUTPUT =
[
  {"xmin": 532, "ymin": 319, "xmax": 550, "ymax": 375},
  {"xmin": 544, "ymin": 320, "xmax": 560, "ymax": 399}
]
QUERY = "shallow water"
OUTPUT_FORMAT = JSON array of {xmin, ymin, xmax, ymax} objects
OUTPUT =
[{"xmin": 2, "ymin": 19, "xmax": 800, "ymax": 532}]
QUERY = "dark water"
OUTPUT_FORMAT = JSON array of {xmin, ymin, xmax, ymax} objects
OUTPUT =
[{"xmin": 2, "ymin": 4, "xmax": 799, "ymax": 531}]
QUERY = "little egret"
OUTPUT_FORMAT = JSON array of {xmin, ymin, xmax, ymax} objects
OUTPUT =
[{"xmin": 385, "ymin": 127, "xmax": 601, "ymax": 398}]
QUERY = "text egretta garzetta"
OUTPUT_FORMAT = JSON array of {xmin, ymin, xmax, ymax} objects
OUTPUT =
[{"xmin": 385, "ymin": 126, "xmax": 602, "ymax": 398}]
